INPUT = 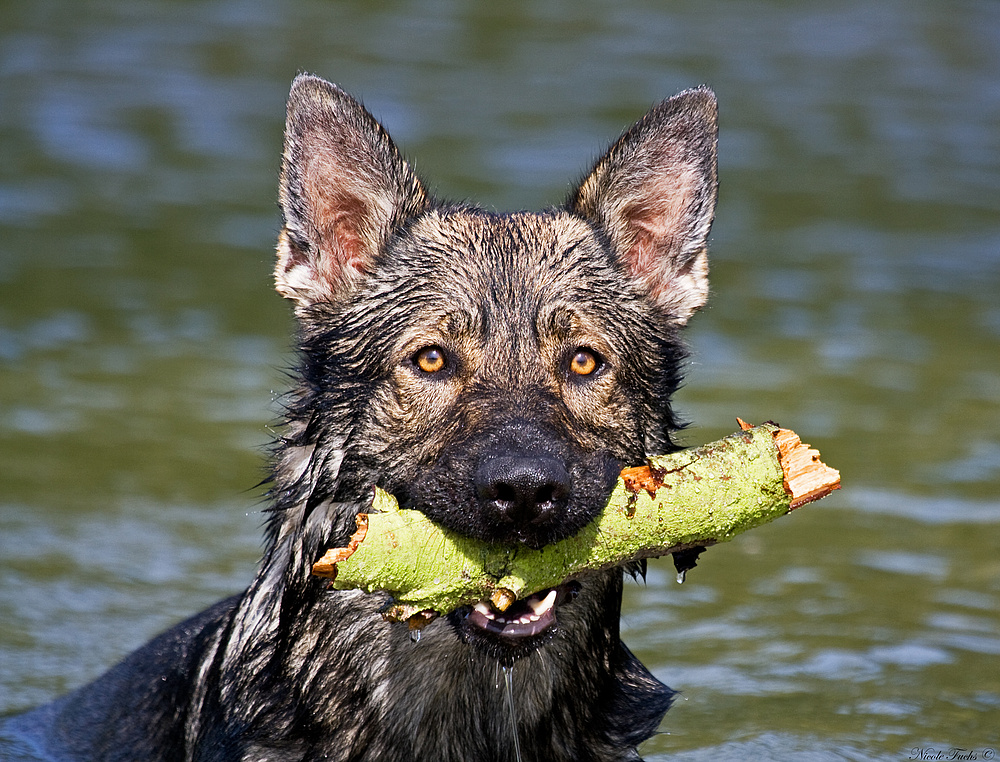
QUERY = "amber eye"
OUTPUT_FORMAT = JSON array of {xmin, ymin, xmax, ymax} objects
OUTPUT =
[
  {"xmin": 414, "ymin": 346, "xmax": 446, "ymax": 374},
  {"xmin": 569, "ymin": 348, "xmax": 599, "ymax": 376}
]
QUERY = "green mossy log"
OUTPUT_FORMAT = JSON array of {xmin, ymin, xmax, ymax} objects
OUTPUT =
[{"xmin": 312, "ymin": 422, "xmax": 840, "ymax": 626}]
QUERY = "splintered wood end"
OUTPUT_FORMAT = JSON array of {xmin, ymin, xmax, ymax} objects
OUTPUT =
[
  {"xmin": 406, "ymin": 610, "xmax": 438, "ymax": 630},
  {"xmin": 311, "ymin": 514, "xmax": 369, "ymax": 579},
  {"xmin": 771, "ymin": 427, "xmax": 841, "ymax": 508},
  {"xmin": 490, "ymin": 588, "xmax": 516, "ymax": 612}
]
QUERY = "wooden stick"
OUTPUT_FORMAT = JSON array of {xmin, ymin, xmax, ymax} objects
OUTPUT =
[{"xmin": 312, "ymin": 422, "xmax": 840, "ymax": 626}]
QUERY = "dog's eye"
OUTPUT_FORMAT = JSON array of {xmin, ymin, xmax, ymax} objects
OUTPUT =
[
  {"xmin": 568, "ymin": 348, "xmax": 600, "ymax": 377},
  {"xmin": 413, "ymin": 346, "xmax": 447, "ymax": 374}
]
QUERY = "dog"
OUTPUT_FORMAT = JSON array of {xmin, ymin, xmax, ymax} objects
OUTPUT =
[{"xmin": 5, "ymin": 74, "xmax": 718, "ymax": 761}]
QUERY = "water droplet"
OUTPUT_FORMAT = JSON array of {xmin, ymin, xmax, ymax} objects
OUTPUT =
[
  {"xmin": 501, "ymin": 664, "xmax": 523, "ymax": 762},
  {"xmin": 409, "ymin": 629, "xmax": 421, "ymax": 643},
  {"xmin": 676, "ymin": 570, "xmax": 687, "ymax": 584}
]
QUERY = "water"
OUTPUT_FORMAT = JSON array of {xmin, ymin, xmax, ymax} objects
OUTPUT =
[
  {"xmin": 1, "ymin": 1, "xmax": 999, "ymax": 759},
  {"xmin": 501, "ymin": 665, "xmax": 523, "ymax": 762}
]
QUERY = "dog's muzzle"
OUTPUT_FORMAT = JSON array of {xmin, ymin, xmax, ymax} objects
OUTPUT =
[{"xmin": 474, "ymin": 454, "xmax": 572, "ymax": 549}]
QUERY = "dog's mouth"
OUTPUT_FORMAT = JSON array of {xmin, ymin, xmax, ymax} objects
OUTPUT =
[
  {"xmin": 454, "ymin": 581, "xmax": 581, "ymax": 659},
  {"xmin": 469, "ymin": 588, "xmax": 557, "ymax": 639}
]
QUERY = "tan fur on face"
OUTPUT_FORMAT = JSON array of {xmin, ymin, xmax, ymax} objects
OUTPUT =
[{"xmin": 347, "ymin": 210, "xmax": 654, "ymax": 468}]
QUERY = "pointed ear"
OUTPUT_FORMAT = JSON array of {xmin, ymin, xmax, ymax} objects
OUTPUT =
[
  {"xmin": 275, "ymin": 75, "xmax": 429, "ymax": 310},
  {"xmin": 571, "ymin": 87, "xmax": 718, "ymax": 324}
]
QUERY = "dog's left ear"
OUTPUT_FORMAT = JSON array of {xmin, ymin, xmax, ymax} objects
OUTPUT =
[{"xmin": 571, "ymin": 88, "xmax": 718, "ymax": 324}]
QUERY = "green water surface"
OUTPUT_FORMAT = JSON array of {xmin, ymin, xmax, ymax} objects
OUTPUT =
[{"xmin": 1, "ymin": 2, "xmax": 998, "ymax": 759}]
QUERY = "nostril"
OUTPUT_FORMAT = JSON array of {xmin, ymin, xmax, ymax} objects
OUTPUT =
[
  {"xmin": 532, "ymin": 482, "xmax": 566, "ymax": 511},
  {"xmin": 492, "ymin": 483, "xmax": 518, "ymax": 512}
]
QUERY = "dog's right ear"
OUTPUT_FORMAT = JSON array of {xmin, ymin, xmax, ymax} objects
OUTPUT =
[
  {"xmin": 570, "ymin": 88, "xmax": 718, "ymax": 324},
  {"xmin": 275, "ymin": 75, "xmax": 429, "ymax": 310}
]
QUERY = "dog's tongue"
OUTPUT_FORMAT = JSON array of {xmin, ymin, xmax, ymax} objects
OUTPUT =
[{"xmin": 467, "ymin": 588, "xmax": 558, "ymax": 638}]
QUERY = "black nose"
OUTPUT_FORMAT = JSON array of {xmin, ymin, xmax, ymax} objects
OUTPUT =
[{"xmin": 474, "ymin": 456, "xmax": 571, "ymax": 547}]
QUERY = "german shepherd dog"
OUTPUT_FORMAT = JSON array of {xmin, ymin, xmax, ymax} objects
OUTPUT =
[{"xmin": 6, "ymin": 74, "xmax": 718, "ymax": 761}]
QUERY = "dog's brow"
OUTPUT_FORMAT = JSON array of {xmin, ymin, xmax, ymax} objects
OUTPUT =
[{"xmin": 441, "ymin": 308, "xmax": 478, "ymax": 338}]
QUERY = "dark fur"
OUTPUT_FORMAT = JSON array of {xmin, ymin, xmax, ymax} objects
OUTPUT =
[{"xmin": 7, "ymin": 75, "xmax": 718, "ymax": 761}]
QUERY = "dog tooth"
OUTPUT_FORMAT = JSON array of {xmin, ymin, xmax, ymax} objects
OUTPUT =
[{"xmin": 528, "ymin": 589, "xmax": 558, "ymax": 616}]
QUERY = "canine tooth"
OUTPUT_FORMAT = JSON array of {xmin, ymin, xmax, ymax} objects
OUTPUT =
[
  {"xmin": 528, "ymin": 589, "xmax": 558, "ymax": 616},
  {"xmin": 473, "ymin": 601, "xmax": 495, "ymax": 620}
]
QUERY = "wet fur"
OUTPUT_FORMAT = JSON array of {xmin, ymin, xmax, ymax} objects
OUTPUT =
[{"xmin": 7, "ymin": 75, "xmax": 718, "ymax": 761}]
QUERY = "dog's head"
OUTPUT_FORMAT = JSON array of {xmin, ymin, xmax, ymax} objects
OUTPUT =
[{"xmin": 271, "ymin": 74, "xmax": 717, "ymax": 660}]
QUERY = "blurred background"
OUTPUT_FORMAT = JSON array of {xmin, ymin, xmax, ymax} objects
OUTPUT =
[{"xmin": 1, "ymin": 1, "xmax": 998, "ymax": 759}]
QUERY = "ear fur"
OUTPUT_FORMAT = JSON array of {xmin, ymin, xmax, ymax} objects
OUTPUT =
[
  {"xmin": 275, "ymin": 74, "xmax": 429, "ymax": 310},
  {"xmin": 570, "ymin": 88, "xmax": 719, "ymax": 323}
]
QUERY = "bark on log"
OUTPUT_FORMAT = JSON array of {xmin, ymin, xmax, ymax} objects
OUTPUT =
[{"xmin": 312, "ymin": 422, "xmax": 840, "ymax": 626}]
